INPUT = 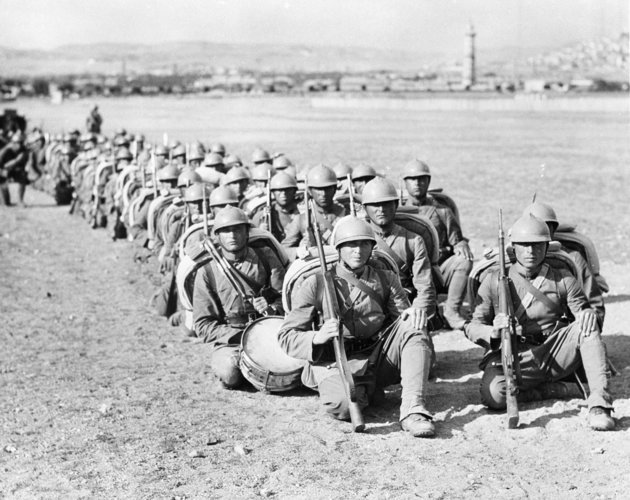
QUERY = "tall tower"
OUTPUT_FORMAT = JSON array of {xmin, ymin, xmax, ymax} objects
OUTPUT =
[{"xmin": 462, "ymin": 22, "xmax": 476, "ymax": 88}]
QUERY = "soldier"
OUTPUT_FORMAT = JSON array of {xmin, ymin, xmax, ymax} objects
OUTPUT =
[
  {"xmin": 403, "ymin": 159, "xmax": 473, "ymax": 329},
  {"xmin": 351, "ymin": 164, "xmax": 377, "ymax": 194},
  {"xmin": 154, "ymin": 145, "xmax": 170, "ymax": 169},
  {"xmin": 193, "ymin": 206, "xmax": 286, "ymax": 388},
  {"xmin": 250, "ymin": 163, "xmax": 275, "ymax": 190},
  {"xmin": 282, "ymin": 164, "xmax": 346, "ymax": 259},
  {"xmin": 464, "ymin": 214, "xmax": 615, "ymax": 431},
  {"xmin": 361, "ymin": 177, "xmax": 436, "ymax": 318},
  {"xmin": 86, "ymin": 104, "xmax": 103, "ymax": 134},
  {"xmin": 251, "ymin": 148, "xmax": 271, "ymax": 165},
  {"xmin": 0, "ymin": 131, "xmax": 30, "ymax": 206},
  {"xmin": 252, "ymin": 171, "xmax": 300, "ymax": 241},
  {"xmin": 332, "ymin": 162, "xmax": 352, "ymax": 196},
  {"xmin": 278, "ymin": 217, "xmax": 437, "ymax": 437},
  {"xmin": 171, "ymin": 144, "xmax": 186, "ymax": 167},
  {"xmin": 223, "ymin": 154, "xmax": 242, "ymax": 170},
  {"xmin": 272, "ymin": 155, "xmax": 293, "ymax": 172},
  {"xmin": 222, "ymin": 166, "xmax": 251, "ymax": 202},
  {"xmin": 209, "ymin": 185, "xmax": 239, "ymax": 217},
  {"xmin": 187, "ymin": 143, "xmax": 205, "ymax": 169},
  {"xmin": 209, "ymin": 142, "xmax": 226, "ymax": 157},
  {"xmin": 197, "ymin": 152, "xmax": 226, "ymax": 186},
  {"xmin": 524, "ymin": 201, "xmax": 605, "ymax": 326}
]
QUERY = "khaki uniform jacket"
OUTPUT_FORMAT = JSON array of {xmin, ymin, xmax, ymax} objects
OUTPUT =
[
  {"xmin": 251, "ymin": 201, "xmax": 299, "ymax": 242},
  {"xmin": 408, "ymin": 196, "xmax": 464, "ymax": 262},
  {"xmin": 372, "ymin": 223, "xmax": 436, "ymax": 316},
  {"xmin": 281, "ymin": 202, "xmax": 346, "ymax": 250},
  {"xmin": 278, "ymin": 263, "xmax": 410, "ymax": 364},
  {"xmin": 193, "ymin": 247, "xmax": 285, "ymax": 345},
  {"xmin": 465, "ymin": 262, "xmax": 589, "ymax": 350}
]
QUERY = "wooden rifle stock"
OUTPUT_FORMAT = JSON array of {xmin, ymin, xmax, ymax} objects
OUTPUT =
[
  {"xmin": 346, "ymin": 173, "xmax": 356, "ymax": 216},
  {"xmin": 265, "ymin": 170, "xmax": 273, "ymax": 231},
  {"xmin": 498, "ymin": 209, "xmax": 521, "ymax": 429},
  {"xmin": 309, "ymin": 199, "xmax": 365, "ymax": 432}
]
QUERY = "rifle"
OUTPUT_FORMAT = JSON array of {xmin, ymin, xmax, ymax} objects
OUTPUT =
[
  {"xmin": 200, "ymin": 218, "xmax": 258, "ymax": 323},
  {"xmin": 346, "ymin": 173, "xmax": 356, "ymax": 216},
  {"xmin": 309, "ymin": 199, "xmax": 365, "ymax": 432},
  {"xmin": 265, "ymin": 169, "xmax": 273, "ymax": 231},
  {"xmin": 497, "ymin": 209, "xmax": 521, "ymax": 429},
  {"xmin": 151, "ymin": 148, "xmax": 158, "ymax": 198},
  {"xmin": 91, "ymin": 162, "xmax": 103, "ymax": 229}
]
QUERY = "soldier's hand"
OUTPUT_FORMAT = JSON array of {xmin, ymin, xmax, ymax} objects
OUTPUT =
[
  {"xmin": 313, "ymin": 318, "xmax": 340, "ymax": 345},
  {"xmin": 260, "ymin": 222, "xmax": 269, "ymax": 232},
  {"xmin": 492, "ymin": 313, "xmax": 510, "ymax": 338},
  {"xmin": 401, "ymin": 307, "xmax": 427, "ymax": 331},
  {"xmin": 296, "ymin": 244, "xmax": 312, "ymax": 260},
  {"xmin": 455, "ymin": 241, "xmax": 474, "ymax": 261},
  {"xmin": 576, "ymin": 309, "xmax": 598, "ymax": 335},
  {"xmin": 251, "ymin": 296, "xmax": 270, "ymax": 315}
]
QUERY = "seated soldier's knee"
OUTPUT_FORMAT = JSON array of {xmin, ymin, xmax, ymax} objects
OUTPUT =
[
  {"xmin": 480, "ymin": 364, "xmax": 507, "ymax": 410},
  {"xmin": 454, "ymin": 254, "xmax": 473, "ymax": 273},
  {"xmin": 210, "ymin": 350, "xmax": 244, "ymax": 389}
]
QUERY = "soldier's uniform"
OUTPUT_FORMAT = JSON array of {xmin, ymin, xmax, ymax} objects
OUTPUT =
[
  {"xmin": 193, "ymin": 209, "xmax": 285, "ymax": 388},
  {"xmin": 464, "ymin": 214, "xmax": 614, "ymax": 430},
  {"xmin": 278, "ymin": 218, "xmax": 435, "ymax": 434},
  {"xmin": 281, "ymin": 202, "xmax": 346, "ymax": 252},
  {"xmin": 252, "ymin": 200, "xmax": 299, "ymax": 242}
]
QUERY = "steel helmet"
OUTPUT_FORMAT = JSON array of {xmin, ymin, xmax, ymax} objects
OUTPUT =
[
  {"xmin": 114, "ymin": 136, "xmax": 130, "ymax": 147},
  {"xmin": 307, "ymin": 164, "xmax": 337, "ymax": 188},
  {"xmin": 270, "ymin": 172, "xmax": 298, "ymax": 190},
  {"xmin": 177, "ymin": 169, "xmax": 202, "ymax": 188},
  {"xmin": 352, "ymin": 164, "xmax": 377, "ymax": 180},
  {"xmin": 272, "ymin": 155, "xmax": 293, "ymax": 170},
  {"xmin": 210, "ymin": 142, "xmax": 226, "ymax": 155},
  {"xmin": 183, "ymin": 183, "xmax": 212, "ymax": 203},
  {"xmin": 209, "ymin": 185, "xmax": 238, "ymax": 207},
  {"xmin": 361, "ymin": 177, "xmax": 399, "ymax": 205},
  {"xmin": 333, "ymin": 216, "xmax": 376, "ymax": 249},
  {"xmin": 523, "ymin": 201, "xmax": 558, "ymax": 227},
  {"xmin": 115, "ymin": 127, "xmax": 127, "ymax": 136},
  {"xmin": 252, "ymin": 148, "xmax": 271, "ymax": 164},
  {"xmin": 204, "ymin": 152, "xmax": 224, "ymax": 167},
  {"xmin": 60, "ymin": 145, "xmax": 72, "ymax": 155},
  {"xmin": 224, "ymin": 166, "xmax": 251, "ymax": 184},
  {"xmin": 157, "ymin": 164, "xmax": 180, "ymax": 182},
  {"xmin": 509, "ymin": 214, "xmax": 551, "ymax": 243},
  {"xmin": 213, "ymin": 206, "xmax": 251, "ymax": 232},
  {"xmin": 252, "ymin": 163, "xmax": 276, "ymax": 181},
  {"xmin": 155, "ymin": 145, "xmax": 169, "ymax": 157},
  {"xmin": 403, "ymin": 159, "xmax": 431, "ymax": 179},
  {"xmin": 224, "ymin": 154, "xmax": 242, "ymax": 168},
  {"xmin": 116, "ymin": 147, "xmax": 133, "ymax": 161},
  {"xmin": 172, "ymin": 144, "xmax": 186, "ymax": 159},
  {"xmin": 133, "ymin": 133, "xmax": 146, "ymax": 143},
  {"xmin": 332, "ymin": 162, "xmax": 353, "ymax": 180},
  {"xmin": 188, "ymin": 144, "xmax": 205, "ymax": 162}
]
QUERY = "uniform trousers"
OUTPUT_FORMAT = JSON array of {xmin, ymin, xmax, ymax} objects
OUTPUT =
[
  {"xmin": 315, "ymin": 318, "xmax": 433, "ymax": 422},
  {"xmin": 481, "ymin": 322, "xmax": 612, "ymax": 410}
]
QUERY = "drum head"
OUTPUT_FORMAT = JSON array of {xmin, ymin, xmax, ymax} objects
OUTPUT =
[{"xmin": 242, "ymin": 316, "xmax": 304, "ymax": 373}]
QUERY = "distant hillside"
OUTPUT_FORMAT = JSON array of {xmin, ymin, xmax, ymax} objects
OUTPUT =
[{"xmin": 0, "ymin": 42, "xmax": 447, "ymax": 77}]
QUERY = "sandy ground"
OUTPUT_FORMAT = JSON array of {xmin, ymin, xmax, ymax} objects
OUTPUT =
[{"xmin": 1, "ymin": 186, "xmax": 629, "ymax": 500}]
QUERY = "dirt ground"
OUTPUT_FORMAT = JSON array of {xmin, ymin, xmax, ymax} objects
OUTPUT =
[{"xmin": 1, "ymin": 185, "xmax": 629, "ymax": 500}]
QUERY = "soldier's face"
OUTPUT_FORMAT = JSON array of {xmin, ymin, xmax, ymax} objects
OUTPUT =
[
  {"xmin": 364, "ymin": 201, "xmax": 397, "ymax": 227},
  {"xmin": 216, "ymin": 225, "xmax": 249, "ymax": 253},
  {"xmin": 228, "ymin": 180, "xmax": 249, "ymax": 197},
  {"xmin": 513, "ymin": 242, "xmax": 547, "ymax": 271},
  {"xmin": 309, "ymin": 186, "xmax": 336, "ymax": 209},
  {"xmin": 352, "ymin": 178, "xmax": 373, "ymax": 194},
  {"xmin": 272, "ymin": 188, "xmax": 296, "ymax": 206},
  {"xmin": 405, "ymin": 176, "xmax": 430, "ymax": 198},
  {"xmin": 338, "ymin": 240, "xmax": 373, "ymax": 270}
]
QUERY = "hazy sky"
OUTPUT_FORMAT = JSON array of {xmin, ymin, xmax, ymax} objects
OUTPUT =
[{"xmin": 0, "ymin": 0, "xmax": 627, "ymax": 53}]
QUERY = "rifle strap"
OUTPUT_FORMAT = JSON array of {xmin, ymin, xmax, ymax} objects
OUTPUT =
[
  {"xmin": 222, "ymin": 247, "xmax": 271, "ymax": 297},
  {"xmin": 374, "ymin": 234, "xmax": 409, "ymax": 274},
  {"xmin": 510, "ymin": 264, "xmax": 561, "ymax": 319}
]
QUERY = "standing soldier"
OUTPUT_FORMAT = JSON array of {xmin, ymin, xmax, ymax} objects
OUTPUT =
[
  {"xmin": 193, "ymin": 206, "xmax": 286, "ymax": 388},
  {"xmin": 361, "ymin": 177, "xmax": 437, "ymax": 319},
  {"xmin": 278, "ymin": 217, "xmax": 438, "ymax": 437},
  {"xmin": 282, "ymin": 164, "xmax": 346, "ymax": 259},
  {"xmin": 252, "ymin": 171, "xmax": 300, "ymax": 241},
  {"xmin": 0, "ymin": 131, "xmax": 30, "ymax": 206},
  {"xmin": 86, "ymin": 104, "xmax": 103, "ymax": 134},
  {"xmin": 464, "ymin": 214, "xmax": 615, "ymax": 431},
  {"xmin": 403, "ymin": 159, "xmax": 473, "ymax": 329}
]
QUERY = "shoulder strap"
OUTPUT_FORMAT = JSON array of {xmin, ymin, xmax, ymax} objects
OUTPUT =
[
  {"xmin": 374, "ymin": 234, "xmax": 407, "ymax": 273},
  {"xmin": 332, "ymin": 266, "xmax": 384, "ymax": 310}
]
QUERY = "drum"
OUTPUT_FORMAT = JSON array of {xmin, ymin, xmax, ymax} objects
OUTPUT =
[{"xmin": 240, "ymin": 316, "xmax": 305, "ymax": 393}]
